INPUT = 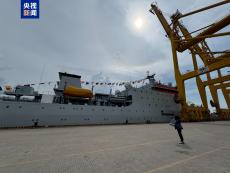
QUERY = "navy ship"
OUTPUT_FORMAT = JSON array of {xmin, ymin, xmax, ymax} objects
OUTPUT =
[{"xmin": 0, "ymin": 72, "xmax": 180, "ymax": 128}]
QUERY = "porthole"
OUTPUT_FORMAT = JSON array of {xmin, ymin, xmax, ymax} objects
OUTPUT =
[
  {"xmin": 19, "ymin": 106, "xmax": 22, "ymax": 109},
  {"xmin": 6, "ymin": 105, "xmax": 9, "ymax": 108}
]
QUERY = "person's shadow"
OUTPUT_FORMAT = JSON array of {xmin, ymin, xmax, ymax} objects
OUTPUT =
[
  {"xmin": 175, "ymin": 143, "xmax": 193, "ymax": 155},
  {"xmin": 176, "ymin": 143, "xmax": 192, "ymax": 150}
]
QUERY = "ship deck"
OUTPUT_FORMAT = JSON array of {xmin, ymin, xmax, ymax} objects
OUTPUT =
[{"xmin": 0, "ymin": 121, "xmax": 230, "ymax": 173}]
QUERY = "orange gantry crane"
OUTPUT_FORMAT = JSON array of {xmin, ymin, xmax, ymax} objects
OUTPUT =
[{"xmin": 149, "ymin": 0, "xmax": 230, "ymax": 121}]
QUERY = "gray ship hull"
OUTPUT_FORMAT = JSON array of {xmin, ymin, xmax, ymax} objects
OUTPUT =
[{"xmin": 0, "ymin": 87, "xmax": 180, "ymax": 128}]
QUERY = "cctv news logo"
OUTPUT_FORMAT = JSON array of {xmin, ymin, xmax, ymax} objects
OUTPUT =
[{"xmin": 21, "ymin": 0, "xmax": 39, "ymax": 19}]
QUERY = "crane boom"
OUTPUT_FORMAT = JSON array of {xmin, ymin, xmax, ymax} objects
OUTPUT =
[
  {"xmin": 149, "ymin": 1, "xmax": 230, "ymax": 121},
  {"xmin": 149, "ymin": 4, "xmax": 172, "ymax": 37}
]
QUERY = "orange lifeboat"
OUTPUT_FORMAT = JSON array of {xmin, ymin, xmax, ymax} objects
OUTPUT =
[{"xmin": 64, "ymin": 86, "xmax": 93, "ymax": 98}]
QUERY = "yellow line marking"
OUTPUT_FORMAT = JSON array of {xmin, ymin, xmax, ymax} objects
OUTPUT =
[
  {"xmin": 143, "ymin": 144, "xmax": 230, "ymax": 173},
  {"xmin": 0, "ymin": 139, "xmax": 173, "ymax": 168}
]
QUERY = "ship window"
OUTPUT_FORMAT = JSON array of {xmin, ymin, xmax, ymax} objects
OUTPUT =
[
  {"xmin": 6, "ymin": 105, "xmax": 9, "ymax": 108},
  {"xmin": 41, "ymin": 107, "xmax": 44, "ymax": 109},
  {"xmin": 102, "ymin": 109, "xmax": 104, "ymax": 111},
  {"xmin": 81, "ymin": 107, "xmax": 83, "ymax": 110},
  {"xmin": 19, "ymin": 106, "xmax": 22, "ymax": 109}
]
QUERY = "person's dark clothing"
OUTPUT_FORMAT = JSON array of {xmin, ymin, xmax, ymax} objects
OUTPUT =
[
  {"xmin": 174, "ymin": 119, "xmax": 183, "ymax": 130},
  {"xmin": 174, "ymin": 118, "xmax": 184, "ymax": 142},
  {"xmin": 177, "ymin": 129, "xmax": 184, "ymax": 142}
]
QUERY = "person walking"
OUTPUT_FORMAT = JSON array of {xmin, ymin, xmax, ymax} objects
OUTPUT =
[{"xmin": 174, "ymin": 116, "xmax": 184, "ymax": 144}]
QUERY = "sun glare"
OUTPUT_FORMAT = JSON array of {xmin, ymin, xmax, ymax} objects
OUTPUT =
[{"xmin": 134, "ymin": 17, "xmax": 144, "ymax": 30}]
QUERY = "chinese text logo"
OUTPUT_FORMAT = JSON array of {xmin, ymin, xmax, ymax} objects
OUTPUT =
[{"xmin": 21, "ymin": 0, "xmax": 39, "ymax": 19}]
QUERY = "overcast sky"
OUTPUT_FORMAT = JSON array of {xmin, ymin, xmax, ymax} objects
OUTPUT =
[{"xmin": 0, "ymin": 0, "xmax": 229, "ymax": 108}]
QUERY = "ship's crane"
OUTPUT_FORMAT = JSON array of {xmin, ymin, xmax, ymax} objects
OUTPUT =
[{"xmin": 149, "ymin": 1, "xmax": 230, "ymax": 121}]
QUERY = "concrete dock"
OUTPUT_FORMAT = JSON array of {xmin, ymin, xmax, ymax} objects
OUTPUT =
[{"xmin": 0, "ymin": 121, "xmax": 230, "ymax": 173}]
